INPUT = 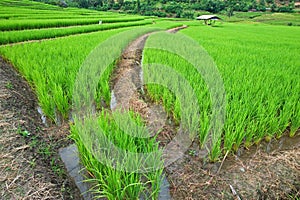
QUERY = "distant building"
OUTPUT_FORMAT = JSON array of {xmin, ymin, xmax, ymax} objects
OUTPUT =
[{"xmin": 196, "ymin": 15, "xmax": 221, "ymax": 25}]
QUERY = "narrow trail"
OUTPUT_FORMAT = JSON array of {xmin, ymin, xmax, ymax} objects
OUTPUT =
[
  {"xmin": 111, "ymin": 25, "xmax": 188, "ymax": 141},
  {"xmin": 111, "ymin": 31, "xmax": 167, "ymax": 136}
]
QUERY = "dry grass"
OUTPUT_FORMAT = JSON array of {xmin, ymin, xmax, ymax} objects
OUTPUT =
[{"xmin": 0, "ymin": 57, "xmax": 80, "ymax": 200}]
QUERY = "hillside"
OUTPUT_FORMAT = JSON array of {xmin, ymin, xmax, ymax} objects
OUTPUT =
[{"xmin": 34, "ymin": 0, "xmax": 297, "ymax": 18}]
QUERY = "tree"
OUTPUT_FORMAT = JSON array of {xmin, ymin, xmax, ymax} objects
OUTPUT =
[
  {"xmin": 271, "ymin": 3, "xmax": 277, "ymax": 11},
  {"xmin": 204, "ymin": 0, "xmax": 224, "ymax": 13},
  {"xmin": 108, "ymin": 0, "xmax": 114, "ymax": 9},
  {"xmin": 227, "ymin": 6, "xmax": 234, "ymax": 17},
  {"xmin": 77, "ymin": 0, "xmax": 88, "ymax": 8},
  {"xmin": 182, "ymin": 10, "xmax": 194, "ymax": 19},
  {"xmin": 90, "ymin": 0, "xmax": 103, "ymax": 7},
  {"xmin": 123, "ymin": 1, "xmax": 134, "ymax": 10},
  {"xmin": 137, "ymin": 0, "xmax": 140, "ymax": 12},
  {"xmin": 259, "ymin": 0, "xmax": 266, "ymax": 6},
  {"xmin": 289, "ymin": 1, "xmax": 295, "ymax": 9},
  {"xmin": 118, "ymin": 0, "xmax": 124, "ymax": 7}
]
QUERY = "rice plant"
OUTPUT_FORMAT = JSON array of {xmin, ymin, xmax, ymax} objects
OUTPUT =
[
  {"xmin": 142, "ymin": 23, "xmax": 300, "ymax": 160},
  {"xmin": 0, "ymin": 17, "xmax": 146, "ymax": 31},
  {"xmin": 0, "ymin": 20, "xmax": 153, "ymax": 45},
  {"xmin": 0, "ymin": 28, "xmax": 128, "ymax": 120},
  {"xmin": 71, "ymin": 110, "xmax": 163, "ymax": 199}
]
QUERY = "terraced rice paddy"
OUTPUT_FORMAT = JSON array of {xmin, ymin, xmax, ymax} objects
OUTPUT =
[{"xmin": 0, "ymin": 0, "xmax": 299, "ymax": 199}]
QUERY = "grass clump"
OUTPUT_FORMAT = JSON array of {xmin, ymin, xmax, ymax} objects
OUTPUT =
[{"xmin": 71, "ymin": 110, "xmax": 164, "ymax": 199}]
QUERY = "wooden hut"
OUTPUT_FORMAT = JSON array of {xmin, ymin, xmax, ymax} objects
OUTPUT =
[{"xmin": 196, "ymin": 15, "xmax": 221, "ymax": 25}]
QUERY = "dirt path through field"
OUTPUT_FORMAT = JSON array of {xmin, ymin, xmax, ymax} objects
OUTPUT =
[
  {"xmin": 111, "ymin": 26, "xmax": 300, "ymax": 199},
  {"xmin": 111, "ymin": 25, "xmax": 188, "ymax": 141},
  {"xmin": 0, "ymin": 57, "xmax": 81, "ymax": 200}
]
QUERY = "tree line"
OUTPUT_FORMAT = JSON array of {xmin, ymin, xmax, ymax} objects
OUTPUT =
[{"xmin": 36, "ymin": 0, "xmax": 296, "ymax": 18}]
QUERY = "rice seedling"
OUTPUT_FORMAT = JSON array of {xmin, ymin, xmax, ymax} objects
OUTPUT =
[
  {"xmin": 1, "ymin": 14, "xmax": 122, "ymax": 20},
  {"xmin": 2, "ymin": 0, "xmax": 299, "ymax": 195},
  {"xmin": 0, "ymin": 20, "xmax": 153, "ymax": 45},
  {"xmin": 1, "ymin": 12, "xmax": 167, "ymax": 197},
  {"xmin": 0, "ymin": 17, "xmax": 146, "ymax": 31},
  {"xmin": 0, "ymin": 28, "xmax": 126, "ymax": 120},
  {"xmin": 71, "ymin": 110, "xmax": 163, "ymax": 199},
  {"xmin": 0, "ymin": 0, "xmax": 64, "ymax": 10},
  {"xmin": 0, "ymin": 21, "xmax": 181, "ymax": 121}
]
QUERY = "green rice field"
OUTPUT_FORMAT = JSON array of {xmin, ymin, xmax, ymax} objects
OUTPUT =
[
  {"xmin": 0, "ymin": 0, "xmax": 299, "ymax": 199},
  {"xmin": 143, "ymin": 23, "xmax": 300, "ymax": 160}
]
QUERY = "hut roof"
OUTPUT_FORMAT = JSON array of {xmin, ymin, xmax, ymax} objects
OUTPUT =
[{"xmin": 196, "ymin": 15, "xmax": 221, "ymax": 20}]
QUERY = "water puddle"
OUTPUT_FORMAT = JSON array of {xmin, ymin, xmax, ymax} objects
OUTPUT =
[
  {"xmin": 158, "ymin": 174, "xmax": 171, "ymax": 200},
  {"xmin": 235, "ymin": 134, "xmax": 300, "ymax": 159},
  {"xmin": 265, "ymin": 134, "xmax": 300, "ymax": 152},
  {"xmin": 59, "ymin": 145, "xmax": 96, "ymax": 200},
  {"xmin": 37, "ymin": 106, "xmax": 63, "ymax": 126},
  {"xmin": 54, "ymin": 108, "xmax": 62, "ymax": 126},
  {"xmin": 139, "ymin": 174, "xmax": 171, "ymax": 200},
  {"xmin": 110, "ymin": 90, "xmax": 117, "ymax": 110},
  {"xmin": 139, "ymin": 66, "xmax": 144, "ymax": 94},
  {"xmin": 69, "ymin": 112, "xmax": 74, "ymax": 123},
  {"xmin": 37, "ymin": 106, "xmax": 47, "ymax": 126}
]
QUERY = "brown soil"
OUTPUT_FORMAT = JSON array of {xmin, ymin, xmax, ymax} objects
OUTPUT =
[
  {"xmin": 0, "ymin": 57, "xmax": 81, "ymax": 199},
  {"xmin": 166, "ymin": 25, "xmax": 188, "ymax": 33},
  {"xmin": 167, "ymin": 136, "xmax": 300, "ymax": 199},
  {"xmin": 110, "ymin": 31, "xmax": 172, "ymax": 138},
  {"xmin": 110, "ymin": 26, "xmax": 188, "ymax": 139}
]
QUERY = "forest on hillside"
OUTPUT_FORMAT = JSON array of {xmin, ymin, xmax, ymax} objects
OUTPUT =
[{"xmin": 35, "ymin": 0, "xmax": 296, "ymax": 18}]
